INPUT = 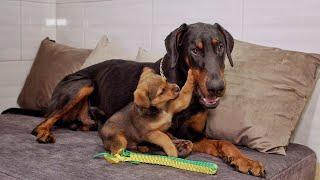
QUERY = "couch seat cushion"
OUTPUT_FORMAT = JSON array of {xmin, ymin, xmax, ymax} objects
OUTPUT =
[{"xmin": 0, "ymin": 114, "xmax": 316, "ymax": 180}]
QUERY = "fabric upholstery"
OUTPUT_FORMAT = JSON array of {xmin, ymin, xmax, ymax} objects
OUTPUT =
[
  {"xmin": 0, "ymin": 114, "xmax": 316, "ymax": 180},
  {"xmin": 17, "ymin": 37, "xmax": 91, "ymax": 110}
]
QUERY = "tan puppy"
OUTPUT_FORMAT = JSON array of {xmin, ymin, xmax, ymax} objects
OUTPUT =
[{"xmin": 99, "ymin": 67, "xmax": 194, "ymax": 157}]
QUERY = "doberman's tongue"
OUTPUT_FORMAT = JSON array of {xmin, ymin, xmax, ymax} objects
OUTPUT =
[{"xmin": 202, "ymin": 97, "xmax": 219, "ymax": 105}]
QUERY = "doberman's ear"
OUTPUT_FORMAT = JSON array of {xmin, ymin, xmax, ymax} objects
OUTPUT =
[
  {"xmin": 165, "ymin": 23, "xmax": 188, "ymax": 68},
  {"xmin": 134, "ymin": 89, "xmax": 150, "ymax": 109},
  {"xmin": 215, "ymin": 23, "xmax": 234, "ymax": 67}
]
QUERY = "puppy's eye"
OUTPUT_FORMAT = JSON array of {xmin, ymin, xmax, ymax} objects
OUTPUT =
[
  {"xmin": 158, "ymin": 88, "xmax": 164, "ymax": 95},
  {"xmin": 191, "ymin": 48, "xmax": 200, "ymax": 55}
]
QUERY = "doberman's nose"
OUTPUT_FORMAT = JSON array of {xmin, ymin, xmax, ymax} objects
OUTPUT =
[{"xmin": 207, "ymin": 79, "xmax": 225, "ymax": 96}]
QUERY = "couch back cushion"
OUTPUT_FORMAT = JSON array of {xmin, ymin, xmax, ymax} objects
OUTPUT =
[
  {"xmin": 81, "ymin": 35, "xmax": 134, "ymax": 69},
  {"xmin": 18, "ymin": 37, "xmax": 91, "ymax": 110},
  {"xmin": 135, "ymin": 47, "xmax": 162, "ymax": 62},
  {"xmin": 206, "ymin": 40, "xmax": 320, "ymax": 155}
]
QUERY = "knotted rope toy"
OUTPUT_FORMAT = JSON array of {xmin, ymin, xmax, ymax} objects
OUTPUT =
[{"xmin": 94, "ymin": 149, "xmax": 218, "ymax": 175}]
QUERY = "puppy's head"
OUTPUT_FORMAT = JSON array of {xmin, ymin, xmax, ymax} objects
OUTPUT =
[{"xmin": 134, "ymin": 67, "xmax": 180, "ymax": 110}]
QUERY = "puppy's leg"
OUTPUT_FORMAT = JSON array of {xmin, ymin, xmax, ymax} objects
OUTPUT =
[
  {"xmin": 101, "ymin": 132, "xmax": 127, "ymax": 155},
  {"xmin": 109, "ymin": 133, "xmax": 127, "ymax": 155},
  {"xmin": 144, "ymin": 130, "xmax": 178, "ymax": 157},
  {"xmin": 168, "ymin": 70, "xmax": 194, "ymax": 114},
  {"xmin": 99, "ymin": 119, "xmax": 128, "ymax": 155}
]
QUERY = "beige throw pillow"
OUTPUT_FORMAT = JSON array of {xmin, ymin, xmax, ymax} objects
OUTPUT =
[
  {"xmin": 135, "ymin": 48, "xmax": 162, "ymax": 62},
  {"xmin": 206, "ymin": 40, "xmax": 320, "ymax": 155},
  {"xmin": 81, "ymin": 35, "xmax": 134, "ymax": 69}
]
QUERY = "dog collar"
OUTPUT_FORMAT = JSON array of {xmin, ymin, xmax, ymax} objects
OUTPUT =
[{"xmin": 159, "ymin": 58, "xmax": 166, "ymax": 79}]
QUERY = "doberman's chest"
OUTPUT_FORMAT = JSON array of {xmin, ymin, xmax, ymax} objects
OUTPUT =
[{"xmin": 169, "ymin": 98, "xmax": 207, "ymax": 141}]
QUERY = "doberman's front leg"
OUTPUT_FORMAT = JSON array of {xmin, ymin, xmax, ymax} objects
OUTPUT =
[
  {"xmin": 175, "ymin": 110, "xmax": 265, "ymax": 177},
  {"xmin": 193, "ymin": 138, "xmax": 266, "ymax": 177}
]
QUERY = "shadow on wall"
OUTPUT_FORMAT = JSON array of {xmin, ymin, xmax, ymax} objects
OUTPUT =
[{"xmin": 292, "ymin": 76, "xmax": 320, "ymax": 154}]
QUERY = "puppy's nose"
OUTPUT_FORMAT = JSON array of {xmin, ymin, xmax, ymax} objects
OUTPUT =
[
  {"xmin": 207, "ymin": 80, "xmax": 225, "ymax": 96},
  {"xmin": 173, "ymin": 85, "xmax": 180, "ymax": 93}
]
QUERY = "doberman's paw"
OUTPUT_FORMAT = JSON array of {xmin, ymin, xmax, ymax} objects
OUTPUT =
[
  {"xmin": 136, "ymin": 146, "xmax": 150, "ymax": 153},
  {"xmin": 172, "ymin": 139, "xmax": 193, "ymax": 158},
  {"xmin": 78, "ymin": 125, "xmax": 91, "ymax": 131},
  {"xmin": 228, "ymin": 157, "xmax": 266, "ymax": 177},
  {"xmin": 31, "ymin": 127, "xmax": 56, "ymax": 143},
  {"xmin": 79, "ymin": 123, "xmax": 98, "ymax": 131}
]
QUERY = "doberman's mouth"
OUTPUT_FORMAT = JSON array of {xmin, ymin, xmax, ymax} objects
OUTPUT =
[{"xmin": 197, "ymin": 88, "xmax": 220, "ymax": 108}]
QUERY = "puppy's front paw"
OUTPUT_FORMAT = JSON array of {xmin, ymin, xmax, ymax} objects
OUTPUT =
[
  {"xmin": 110, "ymin": 148, "xmax": 124, "ymax": 156},
  {"xmin": 187, "ymin": 70, "xmax": 195, "ymax": 84},
  {"xmin": 165, "ymin": 145, "xmax": 178, "ymax": 157}
]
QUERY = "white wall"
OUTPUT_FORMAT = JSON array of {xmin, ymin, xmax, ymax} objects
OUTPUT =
[
  {"xmin": 55, "ymin": 0, "xmax": 320, "ymax": 54},
  {"xmin": 0, "ymin": 0, "xmax": 56, "ymax": 111}
]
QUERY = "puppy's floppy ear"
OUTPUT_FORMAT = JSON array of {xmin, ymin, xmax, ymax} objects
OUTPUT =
[
  {"xmin": 215, "ymin": 23, "xmax": 234, "ymax": 67},
  {"xmin": 134, "ymin": 89, "xmax": 150, "ymax": 108},
  {"xmin": 165, "ymin": 23, "xmax": 188, "ymax": 68}
]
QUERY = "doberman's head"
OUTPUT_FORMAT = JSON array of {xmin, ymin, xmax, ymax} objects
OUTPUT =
[{"xmin": 164, "ymin": 22, "xmax": 234, "ymax": 108}]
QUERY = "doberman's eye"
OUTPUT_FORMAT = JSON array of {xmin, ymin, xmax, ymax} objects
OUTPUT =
[
  {"xmin": 217, "ymin": 43, "xmax": 224, "ymax": 51},
  {"xmin": 191, "ymin": 48, "xmax": 200, "ymax": 55}
]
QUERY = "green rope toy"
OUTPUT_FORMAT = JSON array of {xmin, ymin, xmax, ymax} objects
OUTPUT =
[{"xmin": 94, "ymin": 150, "xmax": 218, "ymax": 175}]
